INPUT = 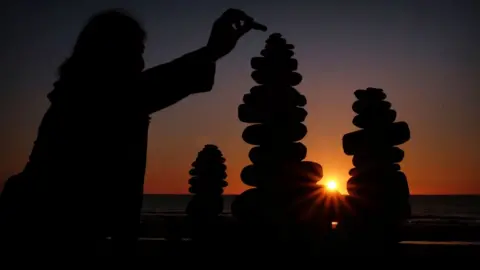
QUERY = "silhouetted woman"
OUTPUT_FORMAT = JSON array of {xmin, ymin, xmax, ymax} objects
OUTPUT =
[{"xmin": 0, "ymin": 8, "xmax": 266, "ymax": 255}]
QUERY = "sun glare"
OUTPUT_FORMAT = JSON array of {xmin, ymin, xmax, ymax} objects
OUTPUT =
[
  {"xmin": 326, "ymin": 180, "xmax": 337, "ymax": 191},
  {"xmin": 316, "ymin": 178, "xmax": 340, "ymax": 192}
]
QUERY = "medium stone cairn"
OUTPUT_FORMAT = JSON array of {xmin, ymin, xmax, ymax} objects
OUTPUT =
[
  {"xmin": 341, "ymin": 87, "xmax": 411, "ymax": 247},
  {"xmin": 186, "ymin": 144, "xmax": 227, "ymax": 218},
  {"xmin": 232, "ymin": 33, "xmax": 327, "ymax": 244}
]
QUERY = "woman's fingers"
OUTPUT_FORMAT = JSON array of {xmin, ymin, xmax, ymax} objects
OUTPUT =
[
  {"xmin": 222, "ymin": 8, "xmax": 251, "ymax": 22},
  {"xmin": 223, "ymin": 8, "xmax": 267, "ymax": 31}
]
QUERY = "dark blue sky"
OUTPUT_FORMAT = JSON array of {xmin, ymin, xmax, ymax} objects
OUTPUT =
[{"xmin": 1, "ymin": 0, "xmax": 479, "ymax": 194}]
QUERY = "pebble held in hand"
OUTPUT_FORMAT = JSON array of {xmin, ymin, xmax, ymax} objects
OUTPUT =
[{"xmin": 207, "ymin": 9, "xmax": 267, "ymax": 61}]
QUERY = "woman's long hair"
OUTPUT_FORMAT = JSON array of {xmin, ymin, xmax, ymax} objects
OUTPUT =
[{"xmin": 58, "ymin": 9, "xmax": 146, "ymax": 81}]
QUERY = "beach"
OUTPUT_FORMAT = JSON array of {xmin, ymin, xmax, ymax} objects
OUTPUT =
[
  {"xmin": 111, "ymin": 194, "xmax": 480, "ymax": 256},
  {"xmin": 105, "ymin": 213, "xmax": 480, "ymax": 256}
]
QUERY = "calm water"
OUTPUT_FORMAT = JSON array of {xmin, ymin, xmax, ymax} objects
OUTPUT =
[{"xmin": 142, "ymin": 195, "xmax": 480, "ymax": 221}]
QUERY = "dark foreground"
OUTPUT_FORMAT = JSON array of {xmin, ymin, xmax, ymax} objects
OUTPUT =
[
  {"xmin": 96, "ymin": 238, "xmax": 480, "ymax": 258},
  {"xmin": 140, "ymin": 214, "xmax": 480, "ymax": 241},
  {"xmin": 97, "ymin": 214, "xmax": 480, "ymax": 257},
  {"xmin": 134, "ymin": 240, "xmax": 480, "ymax": 257}
]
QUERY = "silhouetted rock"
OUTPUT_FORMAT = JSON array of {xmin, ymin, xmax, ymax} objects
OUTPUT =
[
  {"xmin": 338, "ymin": 87, "xmax": 411, "ymax": 250},
  {"xmin": 232, "ymin": 33, "xmax": 328, "ymax": 245},
  {"xmin": 186, "ymin": 144, "xmax": 227, "ymax": 217},
  {"xmin": 186, "ymin": 144, "xmax": 227, "ymax": 240}
]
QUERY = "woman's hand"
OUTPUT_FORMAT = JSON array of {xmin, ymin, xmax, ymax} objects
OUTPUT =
[{"xmin": 206, "ymin": 9, "xmax": 267, "ymax": 62}]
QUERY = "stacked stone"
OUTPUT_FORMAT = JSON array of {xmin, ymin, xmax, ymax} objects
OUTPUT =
[
  {"xmin": 186, "ymin": 144, "xmax": 227, "ymax": 218},
  {"xmin": 341, "ymin": 87, "xmax": 411, "ymax": 244},
  {"xmin": 231, "ymin": 34, "xmax": 324, "ymax": 235}
]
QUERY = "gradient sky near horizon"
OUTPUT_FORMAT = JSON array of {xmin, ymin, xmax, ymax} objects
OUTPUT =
[{"xmin": 1, "ymin": 0, "xmax": 478, "ymax": 195}]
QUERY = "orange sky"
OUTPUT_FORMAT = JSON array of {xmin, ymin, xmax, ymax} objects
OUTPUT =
[{"xmin": 139, "ymin": 82, "xmax": 479, "ymax": 195}]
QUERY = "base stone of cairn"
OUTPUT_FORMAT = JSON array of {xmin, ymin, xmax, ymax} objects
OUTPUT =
[
  {"xmin": 186, "ymin": 144, "xmax": 228, "ymax": 240},
  {"xmin": 231, "ymin": 33, "xmax": 329, "ymax": 248},
  {"xmin": 338, "ymin": 87, "xmax": 411, "ymax": 250}
]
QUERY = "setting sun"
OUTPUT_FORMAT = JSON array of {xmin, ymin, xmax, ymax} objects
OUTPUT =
[
  {"xmin": 316, "ymin": 178, "xmax": 339, "ymax": 191},
  {"xmin": 326, "ymin": 180, "xmax": 338, "ymax": 191}
]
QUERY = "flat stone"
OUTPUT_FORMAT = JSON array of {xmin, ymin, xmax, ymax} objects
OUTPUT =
[
  {"xmin": 266, "ymin": 37, "xmax": 287, "ymax": 46},
  {"xmin": 353, "ymin": 109, "xmax": 396, "ymax": 129},
  {"xmin": 354, "ymin": 88, "xmax": 387, "ymax": 101},
  {"xmin": 238, "ymin": 103, "xmax": 307, "ymax": 123},
  {"xmin": 348, "ymin": 163, "xmax": 401, "ymax": 177},
  {"xmin": 265, "ymin": 33, "xmax": 286, "ymax": 44},
  {"xmin": 240, "ymin": 160, "xmax": 322, "ymax": 188},
  {"xmin": 246, "ymin": 86, "xmax": 306, "ymax": 107},
  {"xmin": 251, "ymin": 70, "xmax": 302, "ymax": 86},
  {"xmin": 251, "ymin": 57, "xmax": 298, "ymax": 71},
  {"xmin": 191, "ymin": 159, "xmax": 225, "ymax": 169},
  {"xmin": 189, "ymin": 168, "xmax": 227, "ymax": 178},
  {"xmin": 260, "ymin": 49, "xmax": 294, "ymax": 59},
  {"xmin": 365, "ymin": 87, "xmax": 385, "ymax": 92},
  {"xmin": 242, "ymin": 93, "xmax": 307, "ymax": 109},
  {"xmin": 352, "ymin": 100, "xmax": 391, "ymax": 114},
  {"xmin": 265, "ymin": 43, "xmax": 295, "ymax": 50},
  {"xmin": 240, "ymin": 164, "xmax": 261, "ymax": 187},
  {"xmin": 248, "ymin": 142, "xmax": 307, "ymax": 164},
  {"xmin": 197, "ymin": 149, "xmax": 222, "ymax": 157},
  {"xmin": 203, "ymin": 144, "xmax": 218, "ymax": 150},
  {"xmin": 346, "ymin": 170, "xmax": 409, "ymax": 201},
  {"xmin": 353, "ymin": 147, "xmax": 405, "ymax": 168},
  {"xmin": 242, "ymin": 122, "xmax": 307, "ymax": 145},
  {"xmin": 240, "ymin": 164, "xmax": 302, "ymax": 188},
  {"xmin": 342, "ymin": 121, "xmax": 410, "ymax": 155},
  {"xmin": 269, "ymin": 33, "xmax": 283, "ymax": 38},
  {"xmin": 189, "ymin": 176, "xmax": 227, "ymax": 185}
]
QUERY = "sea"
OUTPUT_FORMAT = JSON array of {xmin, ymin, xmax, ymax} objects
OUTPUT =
[{"xmin": 142, "ymin": 195, "xmax": 480, "ymax": 222}]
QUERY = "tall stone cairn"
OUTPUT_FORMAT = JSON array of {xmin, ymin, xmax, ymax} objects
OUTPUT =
[
  {"xmin": 186, "ymin": 144, "xmax": 227, "ymax": 218},
  {"xmin": 341, "ymin": 87, "xmax": 411, "ymax": 245},
  {"xmin": 232, "ymin": 33, "xmax": 325, "ymax": 241}
]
